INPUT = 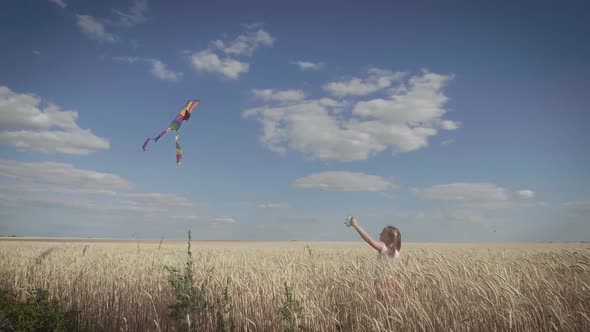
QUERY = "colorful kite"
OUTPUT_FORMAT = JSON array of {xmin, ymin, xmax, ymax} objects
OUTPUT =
[{"xmin": 142, "ymin": 100, "xmax": 200, "ymax": 166}]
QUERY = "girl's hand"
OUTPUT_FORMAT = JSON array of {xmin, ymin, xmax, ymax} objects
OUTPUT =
[{"xmin": 350, "ymin": 217, "xmax": 358, "ymax": 227}]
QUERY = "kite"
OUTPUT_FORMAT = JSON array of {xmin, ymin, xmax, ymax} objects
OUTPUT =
[{"xmin": 142, "ymin": 100, "xmax": 200, "ymax": 166}]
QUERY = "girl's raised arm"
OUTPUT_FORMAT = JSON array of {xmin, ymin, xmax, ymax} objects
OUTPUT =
[{"xmin": 350, "ymin": 218, "xmax": 383, "ymax": 252}]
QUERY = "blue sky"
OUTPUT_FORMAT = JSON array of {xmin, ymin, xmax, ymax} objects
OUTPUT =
[{"xmin": 0, "ymin": 0, "xmax": 588, "ymax": 241}]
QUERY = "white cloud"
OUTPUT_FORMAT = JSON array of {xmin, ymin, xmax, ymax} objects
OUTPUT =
[
  {"xmin": 292, "ymin": 61, "xmax": 324, "ymax": 71},
  {"xmin": 294, "ymin": 171, "xmax": 394, "ymax": 192},
  {"xmin": 447, "ymin": 210, "xmax": 501, "ymax": 226},
  {"xmin": 0, "ymin": 86, "xmax": 109, "ymax": 154},
  {"xmin": 561, "ymin": 200, "xmax": 590, "ymax": 210},
  {"xmin": 517, "ymin": 190, "xmax": 535, "ymax": 199},
  {"xmin": 257, "ymin": 203, "xmax": 289, "ymax": 209},
  {"xmin": 212, "ymin": 29, "xmax": 275, "ymax": 56},
  {"xmin": 0, "ymin": 183, "xmax": 44, "ymax": 193},
  {"xmin": 374, "ymin": 208, "xmax": 503, "ymax": 227},
  {"xmin": 244, "ymin": 98, "xmax": 361, "ymax": 158},
  {"xmin": 352, "ymin": 71, "xmax": 453, "ymax": 124},
  {"xmin": 108, "ymin": 0, "xmax": 148, "ymax": 27},
  {"xmin": 170, "ymin": 215, "xmax": 203, "ymax": 220},
  {"xmin": 0, "ymin": 194, "xmax": 106, "ymax": 212},
  {"xmin": 441, "ymin": 139, "xmax": 455, "ymax": 146},
  {"xmin": 244, "ymin": 71, "xmax": 458, "ymax": 161},
  {"xmin": 113, "ymin": 56, "xmax": 140, "ymax": 64},
  {"xmin": 323, "ymin": 68, "xmax": 404, "ymax": 97},
  {"xmin": 170, "ymin": 215, "xmax": 236, "ymax": 226},
  {"xmin": 75, "ymin": 2, "xmax": 147, "ymax": 45},
  {"xmin": 150, "ymin": 60, "xmax": 182, "ymax": 81},
  {"xmin": 0, "ymin": 159, "xmax": 132, "ymax": 195},
  {"xmin": 113, "ymin": 57, "xmax": 182, "ymax": 81},
  {"xmin": 190, "ymin": 50, "xmax": 249, "ymax": 80},
  {"xmin": 415, "ymin": 182, "xmax": 545, "ymax": 209},
  {"xmin": 440, "ymin": 120, "xmax": 461, "ymax": 130},
  {"xmin": 76, "ymin": 15, "xmax": 116, "ymax": 43},
  {"xmin": 49, "ymin": 0, "xmax": 66, "ymax": 8},
  {"xmin": 251, "ymin": 89, "xmax": 306, "ymax": 103},
  {"xmin": 0, "ymin": 130, "xmax": 110, "ymax": 155},
  {"xmin": 125, "ymin": 193, "xmax": 192, "ymax": 207},
  {"xmin": 189, "ymin": 27, "xmax": 274, "ymax": 80},
  {"xmin": 50, "ymin": 187, "xmax": 118, "ymax": 196},
  {"xmin": 415, "ymin": 183, "xmax": 509, "ymax": 203},
  {"xmin": 0, "ymin": 193, "xmax": 169, "ymax": 216},
  {"xmin": 211, "ymin": 217, "xmax": 236, "ymax": 224}
]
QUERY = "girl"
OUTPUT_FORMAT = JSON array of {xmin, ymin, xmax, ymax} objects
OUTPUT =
[{"xmin": 348, "ymin": 217, "xmax": 401, "ymax": 301}]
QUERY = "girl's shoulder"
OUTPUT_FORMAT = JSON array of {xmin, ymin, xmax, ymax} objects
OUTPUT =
[
  {"xmin": 381, "ymin": 245, "xmax": 401, "ymax": 258},
  {"xmin": 379, "ymin": 244, "xmax": 398, "ymax": 255}
]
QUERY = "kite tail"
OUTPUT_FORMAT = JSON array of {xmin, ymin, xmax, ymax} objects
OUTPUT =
[
  {"xmin": 175, "ymin": 133, "xmax": 182, "ymax": 166},
  {"xmin": 142, "ymin": 128, "xmax": 170, "ymax": 151},
  {"xmin": 141, "ymin": 138, "xmax": 151, "ymax": 151}
]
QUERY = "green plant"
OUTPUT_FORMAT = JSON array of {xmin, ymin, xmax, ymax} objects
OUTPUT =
[
  {"xmin": 214, "ymin": 278, "xmax": 235, "ymax": 332},
  {"xmin": 164, "ymin": 230, "xmax": 210, "ymax": 332},
  {"xmin": 0, "ymin": 288, "xmax": 81, "ymax": 332},
  {"xmin": 280, "ymin": 281, "xmax": 305, "ymax": 332}
]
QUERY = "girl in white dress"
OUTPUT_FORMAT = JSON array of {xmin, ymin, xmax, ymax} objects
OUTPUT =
[{"xmin": 348, "ymin": 217, "xmax": 401, "ymax": 301}]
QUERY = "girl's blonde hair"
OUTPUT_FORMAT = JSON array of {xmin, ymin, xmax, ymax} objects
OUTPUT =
[{"xmin": 383, "ymin": 226, "xmax": 401, "ymax": 252}]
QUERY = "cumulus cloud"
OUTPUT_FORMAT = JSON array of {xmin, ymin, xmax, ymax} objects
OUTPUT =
[
  {"xmin": 257, "ymin": 203, "xmax": 289, "ymax": 209},
  {"xmin": 415, "ymin": 183, "xmax": 509, "ymax": 203},
  {"xmin": 0, "ymin": 194, "xmax": 106, "ymax": 212},
  {"xmin": 170, "ymin": 215, "xmax": 203, "ymax": 220},
  {"xmin": 323, "ymin": 68, "xmax": 404, "ymax": 97},
  {"xmin": 170, "ymin": 215, "xmax": 236, "ymax": 226},
  {"xmin": 189, "ymin": 26, "xmax": 274, "ymax": 80},
  {"xmin": 0, "ymin": 159, "xmax": 132, "ymax": 194},
  {"xmin": 125, "ymin": 193, "xmax": 192, "ymax": 207},
  {"xmin": 76, "ymin": 2, "xmax": 148, "ymax": 44},
  {"xmin": 294, "ymin": 171, "xmax": 394, "ymax": 192},
  {"xmin": 107, "ymin": 0, "xmax": 148, "ymax": 27},
  {"xmin": 149, "ymin": 60, "xmax": 182, "ymax": 81},
  {"xmin": 516, "ymin": 190, "xmax": 535, "ymax": 199},
  {"xmin": 447, "ymin": 210, "xmax": 502, "ymax": 226},
  {"xmin": 251, "ymin": 89, "xmax": 306, "ymax": 103},
  {"xmin": 0, "ymin": 86, "xmax": 109, "ymax": 154},
  {"xmin": 440, "ymin": 139, "xmax": 455, "ymax": 146},
  {"xmin": 190, "ymin": 50, "xmax": 249, "ymax": 80},
  {"xmin": 211, "ymin": 217, "xmax": 236, "ymax": 224},
  {"xmin": 49, "ymin": 0, "xmax": 66, "ymax": 8},
  {"xmin": 440, "ymin": 120, "xmax": 461, "ymax": 130},
  {"xmin": 113, "ymin": 56, "xmax": 182, "ymax": 81},
  {"xmin": 0, "ymin": 161, "xmax": 203, "ymax": 217},
  {"xmin": 292, "ymin": 61, "xmax": 324, "ymax": 71},
  {"xmin": 212, "ymin": 29, "xmax": 274, "ymax": 56},
  {"xmin": 244, "ymin": 70, "xmax": 458, "ymax": 161},
  {"xmin": 0, "ymin": 193, "xmax": 168, "ymax": 216},
  {"xmin": 415, "ymin": 182, "xmax": 544, "ymax": 209},
  {"xmin": 76, "ymin": 15, "xmax": 116, "ymax": 43},
  {"xmin": 561, "ymin": 200, "xmax": 590, "ymax": 210}
]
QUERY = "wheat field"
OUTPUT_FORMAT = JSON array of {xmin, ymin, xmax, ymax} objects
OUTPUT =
[{"xmin": 0, "ymin": 239, "xmax": 589, "ymax": 331}]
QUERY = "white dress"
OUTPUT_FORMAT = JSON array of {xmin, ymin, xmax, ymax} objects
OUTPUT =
[{"xmin": 374, "ymin": 245, "xmax": 400, "ymax": 280}]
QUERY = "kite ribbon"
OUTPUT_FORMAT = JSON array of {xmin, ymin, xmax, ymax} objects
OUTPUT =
[
  {"xmin": 175, "ymin": 133, "xmax": 182, "ymax": 166},
  {"xmin": 142, "ymin": 128, "xmax": 171, "ymax": 151}
]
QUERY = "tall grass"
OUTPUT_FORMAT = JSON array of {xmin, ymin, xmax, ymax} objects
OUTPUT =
[{"xmin": 0, "ymin": 241, "xmax": 588, "ymax": 331}]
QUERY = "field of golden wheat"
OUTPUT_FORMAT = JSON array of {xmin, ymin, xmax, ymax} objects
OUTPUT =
[{"xmin": 1, "ymin": 239, "xmax": 589, "ymax": 331}]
